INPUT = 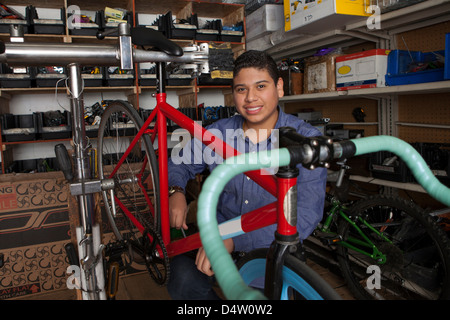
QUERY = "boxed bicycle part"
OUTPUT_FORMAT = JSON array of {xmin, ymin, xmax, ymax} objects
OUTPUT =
[
  {"xmin": 81, "ymin": 66, "xmax": 104, "ymax": 87},
  {"xmin": 35, "ymin": 66, "xmax": 66, "ymax": 87},
  {"xmin": 105, "ymin": 66, "xmax": 134, "ymax": 86},
  {"xmin": 68, "ymin": 10, "xmax": 102, "ymax": 36},
  {"xmin": 0, "ymin": 64, "xmax": 34, "ymax": 88},
  {"xmin": 0, "ymin": 4, "xmax": 31, "ymax": 34},
  {"xmin": 336, "ymin": 49, "xmax": 390, "ymax": 90},
  {"xmin": 283, "ymin": 0, "xmax": 370, "ymax": 33},
  {"xmin": 27, "ymin": 6, "xmax": 65, "ymax": 35},
  {"xmin": 246, "ymin": 4, "xmax": 284, "ymax": 41},
  {"xmin": 37, "ymin": 110, "xmax": 72, "ymax": 140},
  {"xmin": 167, "ymin": 73, "xmax": 193, "ymax": 86},
  {"xmin": 138, "ymin": 64, "xmax": 157, "ymax": 86},
  {"xmin": 1, "ymin": 113, "xmax": 38, "ymax": 142},
  {"xmin": 220, "ymin": 23, "xmax": 243, "ymax": 42},
  {"xmin": 102, "ymin": 8, "xmax": 133, "ymax": 36},
  {"xmin": 135, "ymin": 12, "xmax": 160, "ymax": 31},
  {"xmin": 164, "ymin": 11, "xmax": 197, "ymax": 40},
  {"xmin": 195, "ymin": 18, "xmax": 221, "ymax": 41}
]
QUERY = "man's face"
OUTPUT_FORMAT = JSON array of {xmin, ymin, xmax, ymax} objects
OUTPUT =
[{"xmin": 233, "ymin": 67, "xmax": 284, "ymax": 129}]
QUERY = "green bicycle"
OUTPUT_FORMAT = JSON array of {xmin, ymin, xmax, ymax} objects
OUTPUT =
[{"xmin": 313, "ymin": 162, "xmax": 450, "ymax": 300}]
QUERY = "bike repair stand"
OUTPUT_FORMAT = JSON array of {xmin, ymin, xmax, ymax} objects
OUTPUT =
[{"xmin": 55, "ymin": 23, "xmax": 134, "ymax": 301}]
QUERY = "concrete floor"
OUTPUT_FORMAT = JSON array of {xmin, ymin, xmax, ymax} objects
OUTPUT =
[{"xmin": 12, "ymin": 254, "xmax": 354, "ymax": 300}]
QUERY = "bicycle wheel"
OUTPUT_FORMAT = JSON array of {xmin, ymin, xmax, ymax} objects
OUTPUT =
[
  {"xmin": 336, "ymin": 195, "xmax": 450, "ymax": 300},
  {"xmin": 237, "ymin": 248, "xmax": 341, "ymax": 300},
  {"xmin": 97, "ymin": 101, "xmax": 167, "ymax": 283}
]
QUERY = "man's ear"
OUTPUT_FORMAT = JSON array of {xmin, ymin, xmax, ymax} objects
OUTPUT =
[{"xmin": 277, "ymin": 77, "xmax": 284, "ymax": 98}]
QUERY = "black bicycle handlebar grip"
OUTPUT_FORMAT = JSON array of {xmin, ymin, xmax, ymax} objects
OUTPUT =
[{"xmin": 55, "ymin": 143, "xmax": 74, "ymax": 181}]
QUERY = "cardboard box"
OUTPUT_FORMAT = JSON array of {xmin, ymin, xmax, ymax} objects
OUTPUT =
[
  {"xmin": 336, "ymin": 49, "xmax": 391, "ymax": 91},
  {"xmin": 0, "ymin": 172, "xmax": 71, "ymax": 299},
  {"xmin": 304, "ymin": 54, "xmax": 340, "ymax": 93},
  {"xmin": 246, "ymin": 4, "xmax": 284, "ymax": 41},
  {"xmin": 284, "ymin": 0, "xmax": 370, "ymax": 33}
]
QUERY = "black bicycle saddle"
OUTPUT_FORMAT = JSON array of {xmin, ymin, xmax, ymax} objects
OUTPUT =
[{"xmin": 131, "ymin": 27, "xmax": 183, "ymax": 57}]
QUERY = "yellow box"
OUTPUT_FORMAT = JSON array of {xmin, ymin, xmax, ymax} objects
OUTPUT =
[
  {"xmin": 284, "ymin": 0, "xmax": 370, "ymax": 33},
  {"xmin": 105, "ymin": 7, "xmax": 124, "ymax": 20}
]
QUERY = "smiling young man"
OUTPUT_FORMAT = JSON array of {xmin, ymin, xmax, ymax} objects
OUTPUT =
[{"xmin": 166, "ymin": 50, "xmax": 327, "ymax": 299}]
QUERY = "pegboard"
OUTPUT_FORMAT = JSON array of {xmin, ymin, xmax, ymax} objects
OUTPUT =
[
  {"xmin": 398, "ymin": 93, "xmax": 450, "ymax": 143},
  {"xmin": 396, "ymin": 21, "xmax": 450, "ymax": 51},
  {"xmin": 394, "ymin": 21, "xmax": 450, "ymax": 143}
]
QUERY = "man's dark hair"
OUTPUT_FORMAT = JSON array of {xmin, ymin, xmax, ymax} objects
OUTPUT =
[{"xmin": 233, "ymin": 50, "xmax": 280, "ymax": 85}]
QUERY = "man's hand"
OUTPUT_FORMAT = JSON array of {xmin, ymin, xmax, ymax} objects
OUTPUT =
[
  {"xmin": 195, "ymin": 238, "xmax": 235, "ymax": 276},
  {"xmin": 169, "ymin": 192, "xmax": 188, "ymax": 230}
]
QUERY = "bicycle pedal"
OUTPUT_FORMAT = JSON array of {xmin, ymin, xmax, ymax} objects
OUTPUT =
[{"xmin": 321, "ymin": 235, "xmax": 342, "ymax": 246}]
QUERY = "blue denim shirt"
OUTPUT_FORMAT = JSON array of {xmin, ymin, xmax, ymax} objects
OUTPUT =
[{"xmin": 168, "ymin": 108, "xmax": 327, "ymax": 252}]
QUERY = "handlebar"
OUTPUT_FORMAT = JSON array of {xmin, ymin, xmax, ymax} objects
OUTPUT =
[{"xmin": 197, "ymin": 132, "xmax": 450, "ymax": 300}]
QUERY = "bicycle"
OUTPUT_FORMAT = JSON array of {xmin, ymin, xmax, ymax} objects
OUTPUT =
[
  {"xmin": 0, "ymin": 23, "xmax": 342, "ymax": 300},
  {"xmin": 312, "ymin": 162, "xmax": 450, "ymax": 300},
  {"xmin": 196, "ymin": 134, "xmax": 450, "ymax": 300}
]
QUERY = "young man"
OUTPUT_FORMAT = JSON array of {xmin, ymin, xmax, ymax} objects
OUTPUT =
[{"xmin": 166, "ymin": 50, "xmax": 327, "ymax": 299}]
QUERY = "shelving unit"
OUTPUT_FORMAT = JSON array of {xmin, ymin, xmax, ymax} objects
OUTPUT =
[
  {"xmin": 0, "ymin": 0, "xmax": 245, "ymax": 174},
  {"xmin": 261, "ymin": 0, "xmax": 450, "ymax": 201}
]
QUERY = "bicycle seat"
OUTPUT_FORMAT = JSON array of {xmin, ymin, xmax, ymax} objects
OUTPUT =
[{"xmin": 131, "ymin": 27, "xmax": 183, "ymax": 57}]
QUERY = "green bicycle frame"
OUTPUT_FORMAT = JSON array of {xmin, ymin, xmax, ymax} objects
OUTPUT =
[{"xmin": 319, "ymin": 200, "xmax": 389, "ymax": 263}]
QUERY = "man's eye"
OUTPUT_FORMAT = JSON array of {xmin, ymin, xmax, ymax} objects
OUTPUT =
[
  {"xmin": 236, "ymin": 87, "xmax": 246, "ymax": 92},
  {"xmin": 257, "ymin": 84, "xmax": 266, "ymax": 89}
]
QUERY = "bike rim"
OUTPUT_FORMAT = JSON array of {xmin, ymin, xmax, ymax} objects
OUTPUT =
[
  {"xmin": 98, "ymin": 102, "xmax": 160, "ymax": 240},
  {"xmin": 239, "ymin": 258, "xmax": 324, "ymax": 300}
]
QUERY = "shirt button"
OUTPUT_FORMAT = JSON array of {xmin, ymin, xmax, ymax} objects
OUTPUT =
[
  {"xmin": 244, "ymin": 200, "xmax": 249, "ymax": 204},
  {"xmin": 246, "ymin": 177, "xmax": 250, "ymax": 180}
]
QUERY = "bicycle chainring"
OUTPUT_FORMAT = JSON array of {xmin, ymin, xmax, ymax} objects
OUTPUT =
[{"xmin": 141, "ymin": 226, "xmax": 170, "ymax": 285}]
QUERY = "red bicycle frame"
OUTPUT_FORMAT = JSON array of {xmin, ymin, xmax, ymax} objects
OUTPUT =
[{"xmin": 110, "ymin": 90, "xmax": 298, "ymax": 259}]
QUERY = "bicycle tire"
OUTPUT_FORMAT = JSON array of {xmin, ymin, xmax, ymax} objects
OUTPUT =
[
  {"xmin": 236, "ymin": 248, "xmax": 341, "ymax": 300},
  {"xmin": 336, "ymin": 195, "xmax": 450, "ymax": 300},
  {"xmin": 97, "ymin": 100, "xmax": 161, "ymax": 244}
]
